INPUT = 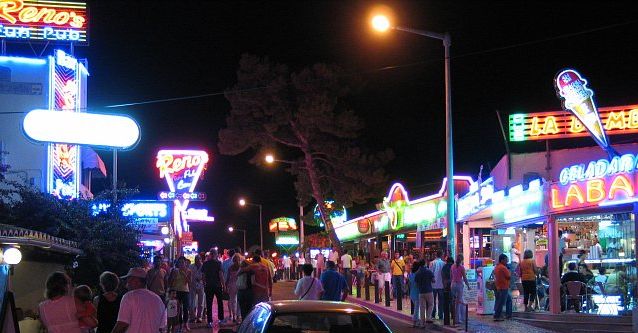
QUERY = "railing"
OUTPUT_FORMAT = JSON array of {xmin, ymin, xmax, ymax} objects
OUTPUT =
[{"xmin": 0, "ymin": 223, "xmax": 79, "ymax": 249}]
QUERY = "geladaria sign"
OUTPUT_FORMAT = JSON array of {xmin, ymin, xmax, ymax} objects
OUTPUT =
[
  {"xmin": 0, "ymin": 0, "xmax": 88, "ymax": 44},
  {"xmin": 551, "ymin": 153, "xmax": 638, "ymax": 212}
]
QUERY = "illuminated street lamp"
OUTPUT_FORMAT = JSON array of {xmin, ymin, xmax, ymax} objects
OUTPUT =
[
  {"xmin": 265, "ymin": 154, "xmax": 275, "ymax": 164},
  {"xmin": 228, "ymin": 226, "xmax": 247, "ymax": 253},
  {"xmin": 371, "ymin": 13, "xmax": 456, "ymax": 258},
  {"xmin": 238, "ymin": 198, "xmax": 263, "ymax": 250}
]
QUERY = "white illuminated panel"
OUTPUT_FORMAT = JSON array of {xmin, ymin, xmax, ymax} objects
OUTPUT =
[{"xmin": 24, "ymin": 109, "xmax": 140, "ymax": 149}]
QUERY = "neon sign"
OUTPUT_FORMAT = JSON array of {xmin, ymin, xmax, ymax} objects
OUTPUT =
[
  {"xmin": 275, "ymin": 231, "xmax": 300, "ymax": 246},
  {"xmin": 269, "ymin": 217, "xmax": 297, "ymax": 232},
  {"xmin": 551, "ymin": 155, "xmax": 638, "ymax": 211},
  {"xmin": 457, "ymin": 177, "xmax": 494, "ymax": 220},
  {"xmin": 183, "ymin": 208, "xmax": 214, "ymax": 222},
  {"xmin": 47, "ymin": 49, "xmax": 83, "ymax": 199},
  {"xmin": 313, "ymin": 200, "xmax": 347, "ymax": 229},
  {"xmin": 158, "ymin": 191, "xmax": 207, "ymax": 201},
  {"xmin": 0, "ymin": 0, "xmax": 88, "ymax": 44},
  {"xmin": 492, "ymin": 179, "xmax": 543, "ymax": 225},
  {"xmin": 90, "ymin": 201, "xmax": 171, "ymax": 232},
  {"xmin": 509, "ymin": 105, "xmax": 638, "ymax": 142}
]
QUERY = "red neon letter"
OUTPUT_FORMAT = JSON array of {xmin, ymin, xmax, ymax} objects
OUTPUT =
[
  {"xmin": 565, "ymin": 184, "xmax": 585, "ymax": 207},
  {"xmin": 586, "ymin": 179, "xmax": 605, "ymax": 203},
  {"xmin": 551, "ymin": 188, "xmax": 564, "ymax": 209},
  {"xmin": 608, "ymin": 174, "xmax": 634, "ymax": 200}
]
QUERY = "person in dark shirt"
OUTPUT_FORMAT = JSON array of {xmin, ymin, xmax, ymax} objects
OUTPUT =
[
  {"xmin": 561, "ymin": 262, "xmax": 586, "ymax": 312},
  {"xmin": 320, "ymin": 261, "xmax": 348, "ymax": 302},
  {"xmin": 201, "ymin": 249, "xmax": 225, "ymax": 327},
  {"xmin": 415, "ymin": 261, "xmax": 435, "ymax": 325},
  {"xmin": 441, "ymin": 256, "xmax": 454, "ymax": 326}
]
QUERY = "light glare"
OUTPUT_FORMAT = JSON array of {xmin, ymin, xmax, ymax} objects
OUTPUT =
[
  {"xmin": 228, "ymin": 226, "xmax": 234, "ymax": 232},
  {"xmin": 3, "ymin": 248, "xmax": 22, "ymax": 265},
  {"xmin": 265, "ymin": 154, "xmax": 275, "ymax": 164},
  {"xmin": 239, "ymin": 198, "xmax": 246, "ymax": 206},
  {"xmin": 372, "ymin": 15, "xmax": 391, "ymax": 32}
]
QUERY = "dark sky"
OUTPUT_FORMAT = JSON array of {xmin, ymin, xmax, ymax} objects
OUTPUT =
[{"xmin": 55, "ymin": 1, "xmax": 638, "ymax": 250}]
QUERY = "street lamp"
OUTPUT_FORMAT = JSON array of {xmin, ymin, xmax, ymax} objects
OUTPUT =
[
  {"xmin": 238, "ymin": 198, "xmax": 263, "ymax": 250},
  {"xmin": 228, "ymin": 226, "xmax": 247, "ymax": 254},
  {"xmin": 372, "ymin": 14, "xmax": 457, "ymax": 258}
]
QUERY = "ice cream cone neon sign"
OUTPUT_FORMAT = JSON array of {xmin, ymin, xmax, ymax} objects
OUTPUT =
[{"xmin": 554, "ymin": 69, "xmax": 616, "ymax": 157}]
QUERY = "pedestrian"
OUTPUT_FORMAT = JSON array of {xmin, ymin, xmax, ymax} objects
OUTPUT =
[
  {"xmin": 38, "ymin": 272, "xmax": 82, "ymax": 333},
  {"xmin": 93, "ymin": 271, "xmax": 121, "ymax": 333},
  {"xmin": 111, "ymin": 267, "xmax": 167, "ymax": 333},
  {"xmin": 408, "ymin": 260, "xmax": 422, "ymax": 327},
  {"xmin": 236, "ymin": 260, "xmax": 254, "ymax": 320},
  {"xmin": 315, "ymin": 251, "xmax": 325, "ymax": 277},
  {"xmin": 254, "ymin": 249, "xmax": 276, "ymax": 282},
  {"xmin": 283, "ymin": 255, "xmax": 292, "ymax": 280},
  {"xmin": 450, "ymin": 254, "xmax": 470, "ymax": 326},
  {"xmin": 520, "ymin": 249, "xmax": 538, "ymax": 311},
  {"xmin": 146, "ymin": 255, "xmax": 167, "ymax": 301},
  {"xmin": 168, "ymin": 256, "xmax": 191, "ymax": 331},
  {"xmin": 377, "ymin": 252, "xmax": 391, "ymax": 302},
  {"xmin": 189, "ymin": 254, "xmax": 205, "ymax": 323},
  {"xmin": 295, "ymin": 263, "xmax": 324, "ymax": 300},
  {"xmin": 166, "ymin": 290, "xmax": 181, "ymax": 333},
  {"xmin": 74, "ymin": 285, "xmax": 97, "ymax": 333},
  {"xmin": 390, "ymin": 251, "xmax": 405, "ymax": 301},
  {"xmin": 297, "ymin": 253, "xmax": 306, "ymax": 279},
  {"xmin": 415, "ymin": 260, "xmax": 435, "ymax": 327},
  {"xmin": 329, "ymin": 247, "xmax": 340, "ymax": 267},
  {"xmin": 243, "ymin": 253, "xmax": 273, "ymax": 304},
  {"xmin": 441, "ymin": 256, "xmax": 454, "ymax": 326},
  {"xmin": 494, "ymin": 254, "xmax": 512, "ymax": 321},
  {"xmin": 320, "ymin": 261, "xmax": 349, "ymax": 301},
  {"xmin": 429, "ymin": 250, "xmax": 445, "ymax": 320},
  {"xmin": 226, "ymin": 253, "xmax": 242, "ymax": 323},
  {"xmin": 202, "ymin": 248, "xmax": 226, "ymax": 327},
  {"xmin": 340, "ymin": 250, "xmax": 353, "ymax": 290}
]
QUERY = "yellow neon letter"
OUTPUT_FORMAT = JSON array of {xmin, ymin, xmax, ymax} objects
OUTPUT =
[
  {"xmin": 628, "ymin": 109, "xmax": 638, "ymax": 129},
  {"xmin": 544, "ymin": 116, "xmax": 560, "ymax": 134},
  {"xmin": 586, "ymin": 179, "xmax": 605, "ymax": 203},
  {"xmin": 551, "ymin": 188, "xmax": 565, "ymax": 209},
  {"xmin": 570, "ymin": 116, "xmax": 585, "ymax": 133},
  {"xmin": 565, "ymin": 184, "xmax": 585, "ymax": 207},
  {"xmin": 530, "ymin": 116, "xmax": 542, "ymax": 136},
  {"xmin": 608, "ymin": 174, "xmax": 634, "ymax": 200},
  {"xmin": 605, "ymin": 111, "xmax": 626, "ymax": 130}
]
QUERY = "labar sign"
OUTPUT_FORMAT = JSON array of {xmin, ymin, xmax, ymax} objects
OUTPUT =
[
  {"xmin": 509, "ymin": 105, "xmax": 638, "ymax": 142},
  {"xmin": 0, "ymin": 0, "xmax": 88, "ymax": 44}
]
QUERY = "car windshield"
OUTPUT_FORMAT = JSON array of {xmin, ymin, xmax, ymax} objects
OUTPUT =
[{"xmin": 267, "ymin": 312, "xmax": 388, "ymax": 333}]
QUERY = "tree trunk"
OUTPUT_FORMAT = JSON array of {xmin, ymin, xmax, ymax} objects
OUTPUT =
[{"xmin": 303, "ymin": 149, "xmax": 342, "ymax": 252}]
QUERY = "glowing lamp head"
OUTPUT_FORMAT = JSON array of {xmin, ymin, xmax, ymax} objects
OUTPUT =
[
  {"xmin": 163, "ymin": 237, "xmax": 171, "ymax": 244},
  {"xmin": 239, "ymin": 199, "xmax": 246, "ymax": 206},
  {"xmin": 228, "ymin": 226, "xmax": 234, "ymax": 232},
  {"xmin": 265, "ymin": 154, "xmax": 275, "ymax": 164},
  {"xmin": 244, "ymin": 252, "xmax": 249, "ymax": 256},
  {"xmin": 161, "ymin": 226, "xmax": 169, "ymax": 235},
  {"xmin": 214, "ymin": 246, "xmax": 219, "ymax": 251},
  {"xmin": 3, "ymin": 248, "xmax": 21, "ymax": 265},
  {"xmin": 295, "ymin": 252, "xmax": 300, "ymax": 258},
  {"xmin": 371, "ymin": 15, "xmax": 391, "ymax": 32},
  {"xmin": 271, "ymin": 252, "xmax": 277, "ymax": 258}
]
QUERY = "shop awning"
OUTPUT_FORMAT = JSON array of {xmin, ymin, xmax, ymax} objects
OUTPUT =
[{"xmin": 0, "ymin": 224, "xmax": 82, "ymax": 255}]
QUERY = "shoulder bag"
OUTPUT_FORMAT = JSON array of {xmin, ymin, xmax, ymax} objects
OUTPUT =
[{"xmin": 299, "ymin": 278, "xmax": 316, "ymax": 300}]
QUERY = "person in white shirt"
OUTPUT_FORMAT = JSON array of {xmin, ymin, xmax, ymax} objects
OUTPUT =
[
  {"xmin": 283, "ymin": 256, "xmax": 292, "ymax": 280},
  {"xmin": 294, "ymin": 264, "xmax": 324, "ymax": 300},
  {"xmin": 340, "ymin": 251, "xmax": 353, "ymax": 290},
  {"xmin": 112, "ymin": 267, "xmax": 167, "ymax": 333},
  {"xmin": 315, "ymin": 252, "xmax": 325, "ymax": 277},
  {"xmin": 297, "ymin": 254, "xmax": 306, "ymax": 279},
  {"xmin": 510, "ymin": 245, "xmax": 520, "ymax": 264},
  {"xmin": 588, "ymin": 238, "xmax": 603, "ymax": 260},
  {"xmin": 329, "ymin": 247, "xmax": 340, "ymax": 264},
  {"xmin": 429, "ymin": 250, "xmax": 445, "ymax": 320}
]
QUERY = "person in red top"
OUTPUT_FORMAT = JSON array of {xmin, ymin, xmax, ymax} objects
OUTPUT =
[
  {"xmin": 493, "ymin": 254, "xmax": 512, "ymax": 321},
  {"xmin": 243, "ymin": 254, "xmax": 273, "ymax": 305}
]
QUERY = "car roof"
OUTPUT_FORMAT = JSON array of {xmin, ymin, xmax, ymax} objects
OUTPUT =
[{"xmin": 259, "ymin": 301, "xmax": 372, "ymax": 314}]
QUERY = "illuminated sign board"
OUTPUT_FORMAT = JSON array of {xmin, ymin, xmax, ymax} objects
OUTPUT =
[
  {"xmin": 91, "ymin": 200, "xmax": 171, "ymax": 232},
  {"xmin": 492, "ymin": 179, "xmax": 544, "ymax": 226},
  {"xmin": 550, "ymin": 154, "xmax": 638, "ymax": 212},
  {"xmin": 23, "ymin": 109, "xmax": 140, "ymax": 149},
  {"xmin": 313, "ymin": 200, "xmax": 347, "ymax": 229},
  {"xmin": 0, "ymin": 0, "xmax": 88, "ymax": 44},
  {"xmin": 268, "ymin": 217, "xmax": 297, "ymax": 232},
  {"xmin": 457, "ymin": 177, "xmax": 494, "ymax": 220},
  {"xmin": 509, "ymin": 105, "xmax": 638, "ymax": 142},
  {"xmin": 47, "ymin": 49, "xmax": 84, "ymax": 199},
  {"xmin": 158, "ymin": 191, "xmax": 207, "ymax": 201},
  {"xmin": 183, "ymin": 208, "xmax": 214, "ymax": 222},
  {"xmin": 275, "ymin": 231, "xmax": 300, "ymax": 246}
]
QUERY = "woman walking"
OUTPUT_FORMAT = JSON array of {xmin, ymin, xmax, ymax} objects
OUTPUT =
[
  {"xmin": 450, "ymin": 255, "xmax": 471, "ymax": 326},
  {"xmin": 38, "ymin": 272, "xmax": 82, "ymax": 333},
  {"xmin": 94, "ymin": 272, "xmax": 121, "ymax": 333},
  {"xmin": 408, "ymin": 260, "xmax": 422, "ymax": 327},
  {"xmin": 168, "ymin": 257, "xmax": 191, "ymax": 331},
  {"xmin": 226, "ymin": 253, "xmax": 242, "ymax": 323},
  {"xmin": 520, "ymin": 250, "xmax": 538, "ymax": 311}
]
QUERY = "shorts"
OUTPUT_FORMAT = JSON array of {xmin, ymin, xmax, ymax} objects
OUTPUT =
[{"xmin": 377, "ymin": 272, "xmax": 391, "ymax": 287}]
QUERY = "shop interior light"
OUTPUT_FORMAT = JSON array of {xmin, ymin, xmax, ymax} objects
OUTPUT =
[{"xmin": 3, "ymin": 248, "xmax": 22, "ymax": 265}]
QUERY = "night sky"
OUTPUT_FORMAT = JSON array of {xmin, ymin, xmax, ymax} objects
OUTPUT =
[{"xmin": 32, "ymin": 1, "xmax": 638, "ymax": 250}]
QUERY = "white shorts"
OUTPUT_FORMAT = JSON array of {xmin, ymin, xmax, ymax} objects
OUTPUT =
[{"xmin": 377, "ymin": 272, "xmax": 391, "ymax": 287}]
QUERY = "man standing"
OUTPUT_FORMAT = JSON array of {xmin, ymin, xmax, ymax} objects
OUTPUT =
[
  {"xmin": 146, "ymin": 256, "xmax": 166, "ymax": 301},
  {"xmin": 429, "ymin": 250, "xmax": 445, "ymax": 320},
  {"xmin": 415, "ymin": 260, "xmax": 435, "ymax": 326},
  {"xmin": 255, "ymin": 249, "xmax": 275, "ymax": 281},
  {"xmin": 441, "ymin": 256, "xmax": 454, "ymax": 326},
  {"xmin": 340, "ymin": 251, "xmax": 353, "ymax": 290},
  {"xmin": 329, "ymin": 247, "xmax": 340, "ymax": 267},
  {"xmin": 390, "ymin": 251, "xmax": 405, "ymax": 301},
  {"xmin": 283, "ymin": 255, "xmax": 292, "ymax": 280},
  {"xmin": 494, "ymin": 254, "xmax": 512, "ymax": 321},
  {"xmin": 202, "ymin": 248, "xmax": 225, "ymax": 327},
  {"xmin": 222, "ymin": 249, "xmax": 236, "ymax": 281},
  {"xmin": 295, "ymin": 263, "xmax": 324, "ymax": 300},
  {"xmin": 321, "ymin": 261, "xmax": 349, "ymax": 301},
  {"xmin": 377, "ymin": 252, "xmax": 391, "ymax": 301},
  {"xmin": 297, "ymin": 253, "xmax": 306, "ymax": 279},
  {"xmin": 112, "ymin": 268, "xmax": 166, "ymax": 333}
]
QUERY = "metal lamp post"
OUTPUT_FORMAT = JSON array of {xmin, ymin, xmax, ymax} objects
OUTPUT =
[
  {"xmin": 372, "ymin": 16, "xmax": 456, "ymax": 258},
  {"xmin": 228, "ymin": 226, "xmax": 247, "ymax": 253},
  {"xmin": 239, "ymin": 199, "xmax": 263, "ymax": 250}
]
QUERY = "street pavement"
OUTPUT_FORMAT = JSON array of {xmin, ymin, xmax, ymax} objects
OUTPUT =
[{"xmin": 190, "ymin": 280, "xmax": 557, "ymax": 333}]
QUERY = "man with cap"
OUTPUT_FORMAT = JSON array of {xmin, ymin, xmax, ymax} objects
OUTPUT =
[{"xmin": 112, "ymin": 267, "xmax": 166, "ymax": 333}]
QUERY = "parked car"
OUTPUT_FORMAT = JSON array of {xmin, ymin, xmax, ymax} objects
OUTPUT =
[{"xmin": 230, "ymin": 300, "xmax": 391, "ymax": 333}]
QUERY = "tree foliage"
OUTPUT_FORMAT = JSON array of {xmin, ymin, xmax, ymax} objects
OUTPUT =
[
  {"xmin": 0, "ymin": 181, "xmax": 143, "ymax": 287},
  {"xmin": 219, "ymin": 54, "xmax": 393, "ymax": 247}
]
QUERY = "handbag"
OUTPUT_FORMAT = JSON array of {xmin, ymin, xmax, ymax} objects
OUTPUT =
[{"xmin": 485, "ymin": 271, "xmax": 496, "ymax": 291}]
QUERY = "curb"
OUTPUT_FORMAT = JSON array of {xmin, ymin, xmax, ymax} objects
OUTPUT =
[{"xmin": 346, "ymin": 296, "xmax": 461, "ymax": 332}]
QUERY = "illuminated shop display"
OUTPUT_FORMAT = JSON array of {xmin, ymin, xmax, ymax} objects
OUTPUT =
[
  {"xmin": 156, "ymin": 149, "xmax": 209, "ymax": 237},
  {"xmin": 509, "ymin": 105, "xmax": 638, "ymax": 142},
  {"xmin": 313, "ymin": 200, "xmax": 347, "ymax": 228},
  {"xmin": 47, "ymin": 49, "xmax": 85, "ymax": 199},
  {"xmin": 90, "ymin": 200, "xmax": 171, "ymax": 232},
  {"xmin": 550, "ymin": 154, "xmax": 638, "ymax": 212},
  {"xmin": 457, "ymin": 177, "xmax": 494, "ymax": 220},
  {"xmin": 276, "ymin": 231, "xmax": 300, "ymax": 245},
  {"xmin": 23, "ymin": 109, "xmax": 140, "ymax": 149},
  {"xmin": 334, "ymin": 176, "xmax": 473, "ymax": 241},
  {"xmin": 0, "ymin": 0, "xmax": 88, "ymax": 44},
  {"xmin": 492, "ymin": 179, "xmax": 544, "ymax": 226},
  {"xmin": 269, "ymin": 217, "xmax": 297, "ymax": 232}
]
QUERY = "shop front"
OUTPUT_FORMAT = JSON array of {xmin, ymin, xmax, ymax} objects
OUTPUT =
[{"xmin": 334, "ymin": 177, "xmax": 473, "ymax": 261}]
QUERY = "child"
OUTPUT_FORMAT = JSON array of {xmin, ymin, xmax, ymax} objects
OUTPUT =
[
  {"xmin": 166, "ymin": 289, "xmax": 181, "ymax": 333},
  {"xmin": 74, "ymin": 285, "xmax": 97, "ymax": 332}
]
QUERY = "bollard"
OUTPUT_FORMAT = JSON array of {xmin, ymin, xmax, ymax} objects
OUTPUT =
[
  {"xmin": 397, "ymin": 281, "xmax": 403, "ymax": 311},
  {"xmin": 365, "ymin": 276, "xmax": 370, "ymax": 301},
  {"xmin": 374, "ymin": 278, "xmax": 380, "ymax": 303},
  {"xmin": 443, "ymin": 290, "xmax": 451, "ymax": 326},
  {"xmin": 410, "ymin": 299, "xmax": 414, "ymax": 315},
  {"xmin": 384, "ymin": 281, "xmax": 391, "ymax": 307}
]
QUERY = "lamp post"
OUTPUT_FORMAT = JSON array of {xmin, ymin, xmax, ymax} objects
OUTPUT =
[
  {"xmin": 372, "ymin": 14, "xmax": 456, "ymax": 258},
  {"xmin": 228, "ymin": 226, "xmax": 247, "ymax": 254},
  {"xmin": 238, "ymin": 198, "xmax": 263, "ymax": 250}
]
